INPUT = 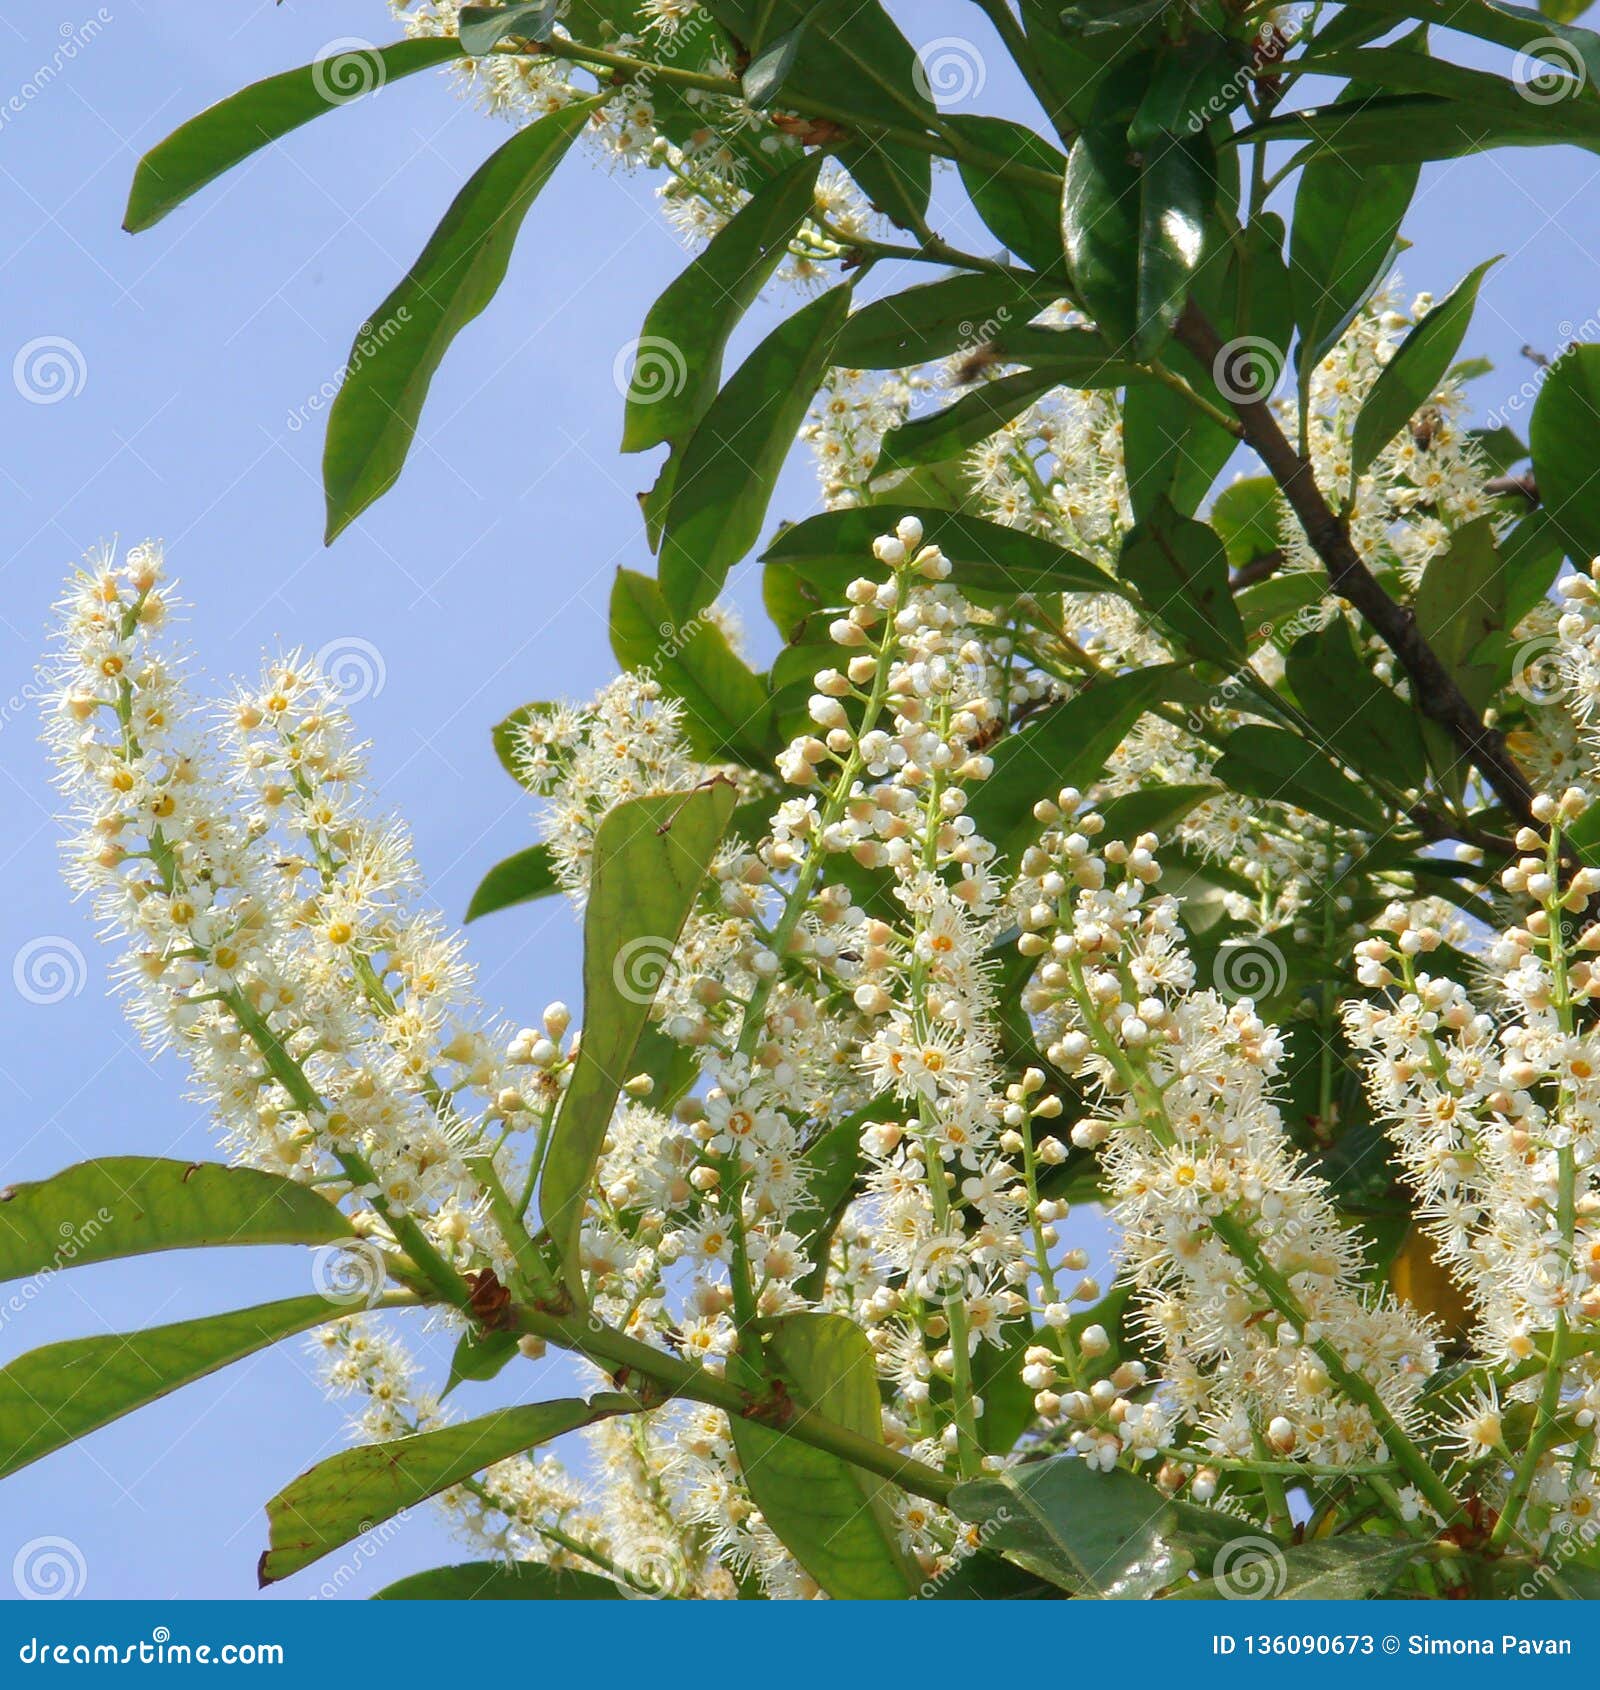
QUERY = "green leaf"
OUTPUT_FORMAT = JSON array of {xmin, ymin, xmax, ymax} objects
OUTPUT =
[
  {"xmin": 1064, "ymin": 94, "xmax": 1216, "ymax": 354},
  {"xmin": 622, "ymin": 155, "xmax": 822, "ymax": 454},
  {"xmin": 950, "ymin": 1454, "xmax": 1184, "ymax": 1596},
  {"xmin": 789, "ymin": 1109, "xmax": 873, "ymax": 1301},
  {"xmin": 730, "ymin": 1314, "xmax": 916, "ymax": 1599},
  {"xmin": 1502, "ymin": 505, "xmax": 1566, "ymax": 629},
  {"xmin": 1531, "ymin": 343, "xmax": 1600, "ymax": 559},
  {"xmin": 1213, "ymin": 723, "xmax": 1387, "ymax": 833},
  {"xmin": 743, "ymin": 25, "xmax": 809, "ymax": 106},
  {"xmin": 123, "ymin": 38, "xmax": 462, "ymax": 232},
  {"xmin": 490, "ymin": 701, "xmax": 547, "ymax": 789},
  {"xmin": 763, "ymin": 506, "xmax": 1120, "ymax": 600},
  {"xmin": 0, "ymin": 1296, "xmax": 350, "ymax": 1480},
  {"xmin": 1129, "ymin": 33, "xmax": 1244, "ymax": 147},
  {"xmin": 609, "ymin": 569, "xmax": 772, "ymax": 763},
  {"xmin": 1351, "ymin": 258, "xmax": 1499, "ymax": 475},
  {"xmin": 539, "ymin": 784, "xmax": 736, "ymax": 1292},
  {"xmin": 443, "ymin": 1329, "xmax": 521, "ymax": 1396},
  {"xmin": 834, "ymin": 273, "xmax": 1045, "ymax": 369},
  {"xmin": 0, "ymin": 1157, "xmax": 353, "ymax": 1284},
  {"xmin": 659, "ymin": 285, "xmax": 850, "ymax": 621},
  {"xmin": 875, "ymin": 370, "xmax": 1062, "ymax": 474},
  {"xmin": 1118, "ymin": 499, "xmax": 1246, "ymax": 666},
  {"xmin": 947, "ymin": 115, "xmax": 1068, "ymax": 272},
  {"xmin": 323, "ymin": 98, "xmax": 598, "ymax": 541},
  {"xmin": 1289, "ymin": 84, "xmax": 1418, "ymax": 379},
  {"xmin": 968, "ymin": 667, "xmax": 1178, "ymax": 868},
  {"xmin": 465, "ymin": 844, "xmax": 560, "ymax": 922},
  {"xmin": 260, "ymin": 1394, "xmax": 634, "ymax": 1583},
  {"xmin": 373, "ymin": 1561, "xmax": 624, "ymax": 1599},
  {"xmin": 1171, "ymin": 1536, "xmax": 1416, "ymax": 1599},
  {"xmin": 984, "ymin": 324, "xmax": 1143, "ymax": 386},
  {"xmin": 1210, "ymin": 476, "xmax": 1281, "ymax": 569},
  {"xmin": 1286, "ymin": 618, "xmax": 1428, "ymax": 790},
  {"xmin": 457, "ymin": 2, "xmax": 558, "ymax": 54}
]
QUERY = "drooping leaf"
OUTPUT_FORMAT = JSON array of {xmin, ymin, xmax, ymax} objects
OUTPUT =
[
  {"xmin": 1531, "ymin": 343, "xmax": 1600, "ymax": 560},
  {"xmin": 1289, "ymin": 80, "xmax": 1418, "ymax": 381},
  {"xmin": 763, "ymin": 506, "xmax": 1120, "ymax": 600},
  {"xmin": 260, "ymin": 1395, "xmax": 634, "ymax": 1583},
  {"xmin": 1118, "ymin": 499, "xmax": 1246, "ymax": 666},
  {"xmin": 1286, "ymin": 618, "xmax": 1428, "ymax": 790},
  {"xmin": 947, "ymin": 115, "xmax": 1068, "ymax": 272},
  {"xmin": 950, "ymin": 1454, "xmax": 1185, "ymax": 1596},
  {"xmin": 622, "ymin": 155, "xmax": 822, "ymax": 454},
  {"xmin": 124, "ymin": 39, "xmax": 462, "ymax": 232},
  {"xmin": 0, "ymin": 1157, "xmax": 353, "ymax": 1284},
  {"xmin": 875, "ymin": 370, "xmax": 1062, "ymax": 474},
  {"xmin": 730, "ymin": 1314, "xmax": 917, "ymax": 1599},
  {"xmin": 1212, "ymin": 723, "xmax": 1387, "ymax": 833},
  {"xmin": 465, "ymin": 844, "xmax": 560, "ymax": 922},
  {"xmin": 609, "ymin": 569, "xmax": 772, "ymax": 763},
  {"xmin": 834, "ymin": 273, "xmax": 1046, "ymax": 369},
  {"xmin": 0, "ymin": 1297, "xmax": 351, "ymax": 1480},
  {"xmin": 323, "ymin": 98, "xmax": 598, "ymax": 541},
  {"xmin": 659, "ymin": 285, "xmax": 851, "ymax": 620},
  {"xmin": 1351, "ymin": 257, "xmax": 1499, "ymax": 476},
  {"xmin": 539, "ymin": 784, "xmax": 736, "ymax": 1292},
  {"xmin": 968, "ymin": 666, "xmax": 1179, "ymax": 867},
  {"xmin": 1064, "ymin": 69, "xmax": 1217, "ymax": 354},
  {"xmin": 373, "ymin": 1561, "xmax": 624, "ymax": 1599}
]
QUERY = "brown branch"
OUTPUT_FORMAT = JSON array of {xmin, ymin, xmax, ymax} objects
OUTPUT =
[
  {"xmin": 1229, "ymin": 548, "xmax": 1285, "ymax": 591},
  {"xmin": 1175, "ymin": 302, "xmax": 1537, "ymax": 832}
]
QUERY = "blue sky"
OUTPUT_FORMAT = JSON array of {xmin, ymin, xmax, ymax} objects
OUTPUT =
[{"xmin": 2, "ymin": 0, "xmax": 1599, "ymax": 1601}]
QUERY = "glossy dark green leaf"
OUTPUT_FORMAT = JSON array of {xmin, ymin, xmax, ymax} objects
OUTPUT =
[
  {"xmin": 1289, "ymin": 81, "xmax": 1418, "ymax": 378},
  {"xmin": 623, "ymin": 155, "xmax": 822, "ymax": 454},
  {"xmin": 1334, "ymin": 0, "xmax": 1600, "ymax": 94},
  {"xmin": 730, "ymin": 1314, "xmax": 916, "ymax": 1599},
  {"xmin": 1212, "ymin": 723, "xmax": 1387, "ymax": 833},
  {"xmin": 1064, "ymin": 105, "xmax": 1216, "ymax": 354},
  {"xmin": 1531, "ymin": 343, "xmax": 1600, "ymax": 559},
  {"xmin": 0, "ymin": 1297, "xmax": 350, "ymax": 1480},
  {"xmin": 948, "ymin": 115, "xmax": 1067, "ymax": 272},
  {"xmin": 763, "ymin": 506, "xmax": 1119, "ymax": 599},
  {"xmin": 950, "ymin": 1454, "xmax": 1184, "ymax": 1597},
  {"xmin": 1118, "ymin": 499, "xmax": 1246, "ymax": 666},
  {"xmin": 609, "ymin": 569, "xmax": 772, "ymax": 763},
  {"xmin": 261, "ymin": 1395, "xmax": 635, "ymax": 1582},
  {"xmin": 465, "ymin": 844, "xmax": 560, "ymax": 922},
  {"xmin": 875, "ymin": 370, "xmax": 1061, "ymax": 474},
  {"xmin": 0, "ymin": 1157, "xmax": 353, "ymax": 1284},
  {"xmin": 1501, "ymin": 505, "xmax": 1566, "ymax": 628},
  {"xmin": 834, "ymin": 273, "xmax": 1044, "ymax": 369},
  {"xmin": 743, "ymin": 25, "xmax": 808, "ymax": 106},
  {"xmin": 457, "ymin": 2, "xmax": 558, "ymax": 54},
  {"xmin": 1170, "ymin": 1536, "xmax": 1416, "ymax": 1599},
  {"xmin": 124, "ymin": 38, "xmax": 462, "ymax": 232},
  {"xmin": 659, "ymin": 285, "xmax": 850, "ymax": 620},
  {"xmin": 1352, "ymin": 258, "xmax": 1498, "ymax": 475},
  {"xmin": 968, "ymin": 666, "xmax": 1179, "ymax": 867},
  {"xmin": 984, "ymin": 324, "xmax": 1143, "ymax": 385},
  {"xmin": 539, "ymin": 785, "xmax": 736, "ymax": 1291},
  {"xmin": 1286, "ymin": 618, "xmax": 1428, "ymax": 790},
  {"xmin": 1129, "ymin": 34, "xmax": 1243, "ymax": 147},
  {"xmin": 374, "ymin": 1561, "xmax": 624, "ymax": 1599},
  {"xmin": 323, "ymin": 98, "xmax": 597, "ymax": 541}
]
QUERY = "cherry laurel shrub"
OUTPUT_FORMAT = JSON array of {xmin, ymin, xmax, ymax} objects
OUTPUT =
[{"xmin": 19, "ymin": 0, "xmax": 1600, "ymax": 1600}]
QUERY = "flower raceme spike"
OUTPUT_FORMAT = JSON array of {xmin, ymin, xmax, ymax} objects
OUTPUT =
[{"xmin": 49, "ymin": 528, "xmax": 1600, "ymax": 1595}]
